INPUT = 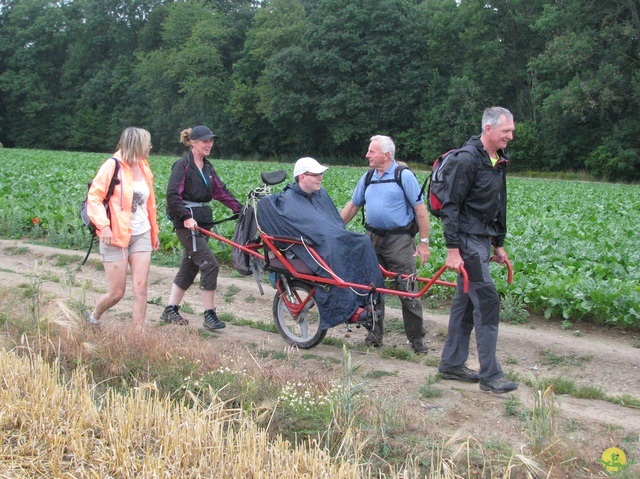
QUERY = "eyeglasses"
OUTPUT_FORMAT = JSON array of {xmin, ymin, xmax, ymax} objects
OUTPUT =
[{"xmin": 304, "ymin": 172, "xmax": 324, "ymax": 177}]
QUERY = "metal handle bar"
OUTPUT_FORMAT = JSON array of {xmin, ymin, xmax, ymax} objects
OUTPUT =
[
  {"xmin": 260, "ymin": 233, "xmax": 469, "ymax": 294},
  {"xmin": 489, "ymin": 256, "xmax": 513, "ymax": 284},
  {"xmin": 195, "ymin": 225, "xmax": 265, "ymax": 261},
  {"xmin": 195, "ymin": 226, "xmax": 469, "ymax": 296}
]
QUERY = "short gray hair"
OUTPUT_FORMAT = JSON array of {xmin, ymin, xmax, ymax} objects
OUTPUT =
[
  {"xmin": 370, "ymin": 135, "xmax": 395, "ymax": 160},
  {"xmin": 482, "ymin": 107, "xmax": 513, "ymax": 131}
]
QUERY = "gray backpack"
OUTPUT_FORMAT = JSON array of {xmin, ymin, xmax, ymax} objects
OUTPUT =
[{"xmin": 231, "ymin": 204, "xmax": 260, "ymax": 276}]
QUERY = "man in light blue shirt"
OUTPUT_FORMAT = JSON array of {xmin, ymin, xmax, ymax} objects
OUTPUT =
[{"xmin": 341, "ymin": 135, "xmax": 431, "ymax": 353}]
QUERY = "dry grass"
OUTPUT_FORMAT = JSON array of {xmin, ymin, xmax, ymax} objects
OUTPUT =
[
  {"xmin": 0, "ymin": 349, "xmax": 371, "ymax": 477},
  {"xmin": 0, "ymin": 287, "xmax": 566, "ymax": 478}
]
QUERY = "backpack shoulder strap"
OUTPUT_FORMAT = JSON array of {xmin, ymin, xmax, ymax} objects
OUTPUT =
[
  {"xmin": 455, "ymin": 145, "xmax": 483, "ymax": 179},
  {"xmin": 416, "ymin": 172, "xmax": 429, "ymax": 202},
  {"xmin": 361, "ymin": 168, "xmax": 376, "ymax": 225},
  {"xmin": 361, "ymin": 165, "xmax": 415, "ymax": 224},
  {"xmin": 394, "ymin": 165, "xmax": 407, "ymax": 184},
  {"xmin": 82, "ymin": 157, "xmax": 119, "ymax": 266},
  {"xmin": 454, "ymin": 145, "xmax": 480, "ymax": 163},
  {"xmin": 363, "ymin": 168, "xmax": 375, "ymax": 189},
  {"xmin": 393, "ymin": 165, "xmax": 426, "ymax": 206},
  {"xmin": 390, "ymin": 165, "xmax": 417, "ymax": 218},
  {"xmin": 105, "ymin": 157, "xmax": 120, "ymax": 202}
]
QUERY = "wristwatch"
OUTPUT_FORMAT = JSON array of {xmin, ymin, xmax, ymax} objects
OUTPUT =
[{"xmin": 420, "ymin": 237, "xmax": 430, "ymax": 245}]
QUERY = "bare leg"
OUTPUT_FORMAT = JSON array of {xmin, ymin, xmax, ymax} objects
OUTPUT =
[
  {"xmin": 168, "ymin": 283, "xmax": 187, "ymax": 306},
  {"xmin": 129, "ymin": 251, "xmax": 152, "ymax": 332},
  {"xmin": 93, "ymin": 259, "xmax": 128, "ymax": 319},
  {"xmin": 201, "ymin": 289, "xmax": 216, "ymax": 310}
]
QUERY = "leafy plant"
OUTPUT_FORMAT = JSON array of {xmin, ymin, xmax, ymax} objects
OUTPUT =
[
  {"xmin": 500, "ymin": 291, "xmax": 529, "ymax": 324},
  {"xmin": 1, "ymin": 149, "xmax": 639, "ymax": 329}
]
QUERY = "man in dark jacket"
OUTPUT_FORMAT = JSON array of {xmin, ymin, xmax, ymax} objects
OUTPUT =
[{"xmin": 437, "ymin": 107, "xmax": 518, "ymax": 394}]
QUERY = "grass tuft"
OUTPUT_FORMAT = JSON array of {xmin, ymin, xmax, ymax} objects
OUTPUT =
[{"xmin": 0, "ymin": 278, "xmax": 632, "ymax": 478}]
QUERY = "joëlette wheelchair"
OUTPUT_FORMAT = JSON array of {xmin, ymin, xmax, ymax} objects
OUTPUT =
[{"xmin": 196, "ymin": 170, "xmax": 511, "ymax": 349}]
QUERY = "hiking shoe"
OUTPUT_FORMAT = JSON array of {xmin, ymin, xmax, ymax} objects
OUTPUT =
[
  {"xmin": 160, "ymin": 305, "xmax": 189, "ymax": 325},
  {"xmin": 439, "ymin": 366, "xmax": 480, "ymax": 383},
  {"xmin": 203, "ymin": 309, "xmax": 226, "ymax": 330},
  {"xmin": 411, "ymin": 339, "xmax": 428, "ymax": 355},
  {"xmin": 479, "ymin": 377, "xmax": 518, "ymax": 394},
  {"xmin": 83, "ymin": 310, "xmax": 101, "ymax": 328},
  {"xmin": 364, "ymin": 334, "xmax": 383, "ymax": 348}
]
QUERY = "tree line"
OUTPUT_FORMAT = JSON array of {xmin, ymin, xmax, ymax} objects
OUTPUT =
[{"xmin": 1, "ymin": 0, "xmax": 638, "ymax": 180}]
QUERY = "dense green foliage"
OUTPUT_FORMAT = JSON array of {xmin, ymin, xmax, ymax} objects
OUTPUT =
[
  {"xmin": 0, "ymin": 148, "xmax": 638, "ymax": 328},
  {"xmin": 1, "ymin": 0, "xmax": 638, "ymax": 180}
]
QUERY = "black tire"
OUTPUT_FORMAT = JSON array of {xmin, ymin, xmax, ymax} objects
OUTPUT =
[{"xmin": 272, "ymin": 280, "xmax": 327, "ymax": 349}]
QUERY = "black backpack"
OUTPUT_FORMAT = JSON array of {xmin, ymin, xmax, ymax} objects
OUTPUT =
[
  {"xmin": 361, "ymin": 164, "xmax": 428, "ymax": 236},
  {"xmin": 79, "ymin": 157, "xmax": 120, "ymax": 264}
]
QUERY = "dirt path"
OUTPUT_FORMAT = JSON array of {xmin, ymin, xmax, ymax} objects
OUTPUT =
[{"xmin": 1, "ymin": 238, "xmax": 639, "ymax": 471}]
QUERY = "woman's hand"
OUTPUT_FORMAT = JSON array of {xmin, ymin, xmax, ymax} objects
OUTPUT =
[
  {"xmin": 183, "ymin": 218, "xmax": 198, "ymax": 231},
  {"xmin": 101, "ymin": 226, "xmax": 113, "ymax": 246}
]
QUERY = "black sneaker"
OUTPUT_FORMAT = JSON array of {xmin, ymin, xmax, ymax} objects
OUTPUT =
[
  {"xmin": 439, "ymin": 366, "xmax": 480, "ymax": 383},
  {"xmin": 364, "ymin": 334, "xmax": 383, "ymax": 348},
  {"xmin": 203, "ymin": 309, "xmax": 226, "ymax": 330},
  {"xmin": 411, "ymin": 339, "xmax": 428, "ymax": 355},
  {"xmin": 479, "ymin": 377, "xmax": 518, "ymax": 394},
  {"xmin": 160, "ymin": 305, "xmax": 189, "ymax": 325}
]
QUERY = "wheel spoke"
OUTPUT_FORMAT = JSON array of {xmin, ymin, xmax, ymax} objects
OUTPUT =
[{"xmin": 272, "ymin": 280, "xmax": 326, "ymax": 349}]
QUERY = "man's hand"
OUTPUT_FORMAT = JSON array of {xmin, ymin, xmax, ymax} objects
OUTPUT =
[
  {"xmin": 446, "ymin": 248, "xmax": 464, "ymax": 272},
  {"xmin": 340, "ymin": 201, "xmax": 360, "ymax": 225},
  {"xmin": 413, "ymin": 241, "xmax": 430, "ymax": 265},
  {"xmin": 492, "ymin": 246, "xmax": 508, "ymax": 265}
]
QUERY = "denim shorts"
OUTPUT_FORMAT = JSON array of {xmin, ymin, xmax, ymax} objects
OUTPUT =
[{"xmin": 100, "ymin": 230, "xmax": 152, "ymax": 263}]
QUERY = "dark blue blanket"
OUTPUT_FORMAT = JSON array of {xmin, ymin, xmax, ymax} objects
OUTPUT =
[{"xmin": 257, "ymin": 183, "xmax": 384, "ymax": 329}]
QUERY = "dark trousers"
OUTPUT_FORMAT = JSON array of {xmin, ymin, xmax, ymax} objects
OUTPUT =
[
  {"xmin": 173, "ymin": 228, "xmax": 219, "ymax": 291},
  {"xmin": 439, "ymin": 233, "xmax": 503, "ymax": 381},
  {"xmin": 367, "ymin": 232, "xmax": 425, "ymax": 342}
]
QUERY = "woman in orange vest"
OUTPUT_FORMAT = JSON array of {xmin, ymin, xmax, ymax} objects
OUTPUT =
[{"xmin": 86, "ymin": 127, "xmax": 159, "ymax": 332}]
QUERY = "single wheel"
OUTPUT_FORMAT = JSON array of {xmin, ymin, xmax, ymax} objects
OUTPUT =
[{"xmin": 272, "ymin": 280, "xmax": 327, "ymax": 349}]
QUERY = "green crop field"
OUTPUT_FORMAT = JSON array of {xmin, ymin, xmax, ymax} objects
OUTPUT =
[{"xmin": 1, "ymin": 148, "xmax": 638, "ymax": 329}]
